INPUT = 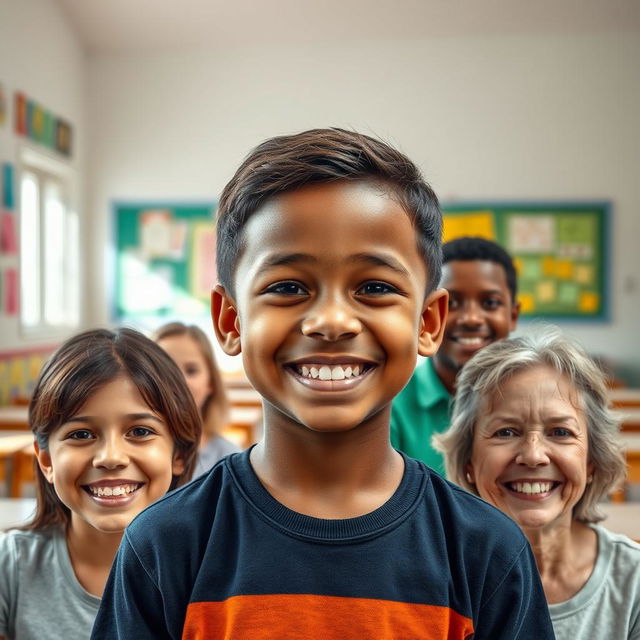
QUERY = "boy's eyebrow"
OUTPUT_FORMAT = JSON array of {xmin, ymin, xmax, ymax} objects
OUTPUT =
[
  {"xmin": 448, "ymin": 287, "xmax": 506, "ymax": 295},
  {"xmin": 260, "ymin": 252, "xmax": 410, "ymax": 276},
  {"xmin": 349, "ymin": 252, "xmax": 410, "ymax": 276}
]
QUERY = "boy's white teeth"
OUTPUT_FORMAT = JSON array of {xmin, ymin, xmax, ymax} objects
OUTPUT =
[
  {"xmin": 510, "ymin": 481, "xmax": 553, "ymax": 495},
  {"xmin": 297, "ymin": 364, "xmax": 362, "ymax": 380},
  {"xmin": 457, "ymin": 337, "xmax": 485, "ymax": 346},
  {"xmin": 88, "ymin": 484, "xmax": 139, "ymax": 497}
]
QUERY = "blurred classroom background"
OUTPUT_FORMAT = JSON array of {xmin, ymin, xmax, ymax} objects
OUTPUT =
[{"xmin": 0, "ymin": 0, "xmax": 639, "ymax": 526}]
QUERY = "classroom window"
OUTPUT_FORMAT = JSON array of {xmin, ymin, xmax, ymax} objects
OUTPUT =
[{"xmin": 19, "ymin": 150, "xmax": 80, "ymax": 335}]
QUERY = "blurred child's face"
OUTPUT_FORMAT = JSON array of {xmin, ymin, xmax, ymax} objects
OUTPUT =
[
  {"xmin": 435, "ymin": 260, "xmax": 518, "ymax": 377},
  {"xmin": 157, "ymin": 333, "xmax": 212, "ymax": 412},
  {"xmin": 213, "ymin": 180, "xmax": 446, "ymax": 434},
  {"xmin": 36, "ymin": 375, "xmax": 184, "ymax": 536}
]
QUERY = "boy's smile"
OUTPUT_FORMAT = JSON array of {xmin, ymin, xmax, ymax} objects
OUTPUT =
[
  {"xmin": 213, "ymin": 180, "xmax": 446, "ymax": 435},
  {"xmin": 434, "ymin": 260, "xmax": 518, "ymax": 390}
]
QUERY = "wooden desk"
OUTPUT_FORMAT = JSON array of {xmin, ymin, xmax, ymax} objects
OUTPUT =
[
  {"xmin": 0, "ymin": 433, "xmax": 35, "ymax": 498},
  {"xmin": 0, "ymin": 406, "xmax": 29, "ymax": 431},
  {"xmin": 619, "ymin": 408, "xmax": 640, "ymax": 432},
  {"xmin": 0, "ymin": 497, "xmax": 36, "ymax": 529},
  {"xmin": 222, "ymin": 406, "xmax": 263, "ymax": 448},
  {"xmin": 227, "ymin": 387, "xmax": 262, "ymax": 408},
  {"xmin": 609, "ymin": 388, "xmax": 640, "ymax": 409}
]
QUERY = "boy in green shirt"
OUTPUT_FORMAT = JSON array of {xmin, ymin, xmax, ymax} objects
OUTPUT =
[{"xmin": 391, "ymin": 237, "xmax": 520, "ymax": 473}]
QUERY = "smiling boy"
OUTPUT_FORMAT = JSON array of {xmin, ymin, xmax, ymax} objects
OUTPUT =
[
  {"xmin": 391, "ymin": 237, "xmax": 520, "ymax": 474},
  {"xmin": 92, "ymin": 130, "xmax": 552, "ymax": 639}
]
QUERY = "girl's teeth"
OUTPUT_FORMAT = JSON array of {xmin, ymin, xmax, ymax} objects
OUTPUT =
[
  {"xmin": 297, "ymin": 364, "xmax": 364, "ymax": 380},
  {"xmin": 90, "ymin": 484, "xmax": 138, "ymax": 497}
]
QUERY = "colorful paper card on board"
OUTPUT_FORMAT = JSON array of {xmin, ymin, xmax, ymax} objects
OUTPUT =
[
  {"xmin": 0, "ymin": 211, "xmax": 18, "ymax": 254},
  {"xmin": 4, "ymin": 268, "xmax": 18, "ymax": 315},
  {"xmin": 14, "ymin": 92, "xmax": 27, "ymax": 135},
  {"xmin": 2, "ymin": 164, "xmax": 14, "ymax": 209},
  {"xmin": 55, "ymin": 119, "xmax": 72, "ymax": 156},
  {"xmin": 0, "ymin": 83, "xmax": 6, "ymax": 127},
  {"xmin": 443, "ymin": 211, "xmax": 495, "ymax": 243}
]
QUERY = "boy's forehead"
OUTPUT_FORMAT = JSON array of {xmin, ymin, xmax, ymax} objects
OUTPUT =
[
  {"xmin": 442, "ymin": 259, "xmax": 509, "ymax": 292},
  {"xmin": 234, "ymin": 181, "xmax": 428, "ymax": 282},
  {"xmin": 241, "ymin": 181, "xmax": 413, "ymax": 246}
]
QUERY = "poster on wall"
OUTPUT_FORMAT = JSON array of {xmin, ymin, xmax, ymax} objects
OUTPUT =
[
  {"xmin": 0, "ymin": 83, "xmax": 6, "ymax": 127},
  {"xmin": 442, "ymin": 202, "xmax": 610, "ymax": 320},
  {"xmin": 13, "ymin": 91, "xmax": 73, "ymax": 157},
  {"xmin": 112, "ymin": 202, "xmax": 217, "ymax": 326}
]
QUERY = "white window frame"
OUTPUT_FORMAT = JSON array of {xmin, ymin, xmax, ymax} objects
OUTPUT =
[{"xmin": 18, "ymin": 146, "xmax": 80, "ymax": 338}]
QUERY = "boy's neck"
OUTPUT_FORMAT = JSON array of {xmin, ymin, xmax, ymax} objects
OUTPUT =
[
  {"xmin": 433, "ymin": 357, "xmax": 457, "ymax": 395},
  {"xmin": 249, "ymin": 411, "xmax": 404, "ymax": 520}
]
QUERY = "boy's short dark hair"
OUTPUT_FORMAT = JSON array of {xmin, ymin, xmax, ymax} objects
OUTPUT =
[
  {"xmin": 442, "ymin": 236, "xmax": 517, "ymax": 301},
  {"xmin": 216, "ymin": 128, "xmax": 442, "ymax": 296}
]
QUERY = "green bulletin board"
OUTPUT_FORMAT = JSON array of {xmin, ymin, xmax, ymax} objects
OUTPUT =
[
  {"xmin": 441, "ymin": 202, "xmax": 610, "ymax": 319},
  {"xmin": 112, "ymin": 202, "xmax": 217, "ymax": 324}
]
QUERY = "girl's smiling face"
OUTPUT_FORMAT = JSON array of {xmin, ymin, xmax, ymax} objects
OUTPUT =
[
  {"xmin": 36, "ymin": 375, "xmax": 184, "ymax": 535},
  {"xmin": 157, "ymin": 333, "xmax": 212, "ymax": 412},
  {"xmin": 467, "ymin": 365, "xmax": 592, "ymax": 534}
]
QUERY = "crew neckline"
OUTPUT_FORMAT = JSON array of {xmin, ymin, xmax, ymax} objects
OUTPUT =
[
  {"xmin": 547, "ymin": 525, "xmax": 612, "ymax": 618},
  {"xmin": 226, "ymin": 447, "xmax": 427, "ymax": 543}
]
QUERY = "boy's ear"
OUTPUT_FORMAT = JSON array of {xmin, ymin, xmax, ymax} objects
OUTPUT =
[
  {"xmin": 211, "ymin": 284, "xmax": 242, "ymax": 356},
  {"xmin": 34, "ymin": 441, "xmax": 54, "ymax": 484},
  {"xmin": 510, "ymin": 299, "xmax": 521, "ymax": 331},
  {"xmin": 417, "ymin": 287, "xmax": 448, "ymax": 358}
]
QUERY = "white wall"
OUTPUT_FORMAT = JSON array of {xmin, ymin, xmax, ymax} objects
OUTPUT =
[
  {"xmin": 86, "ymin": 32, "xmax": 640, "ymax": 377},
  {"xmin": 0, "ymin": 0, "xmax": 86, "ymax": 349}
]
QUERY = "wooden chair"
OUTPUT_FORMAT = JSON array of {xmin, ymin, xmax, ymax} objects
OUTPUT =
[{"xmin": 10, "ymin": 445, "xmax": 35, "ymax": 498}]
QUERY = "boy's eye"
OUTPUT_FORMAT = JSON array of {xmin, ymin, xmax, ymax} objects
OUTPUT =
[
  {"xmin": 448, "ymin": 298, "xmax": 460, "ymax": 311},
  {"xmin": 483, "ymin": 297, "xmax": 503, "ymax": 310},
  {"xmin": 356, "ymin": 281, "xmax": 399, "ymax": 296},
  {"xmin": 129, "ymin": 426, "xmax": 155, "ymax": 438},
  {"xmin": 263, "ymin": 281, "xmax": 307, "ymax": 296},
  {"xmin": 67, "ymin": 429, "xmax": 94, "ymax": 441}
]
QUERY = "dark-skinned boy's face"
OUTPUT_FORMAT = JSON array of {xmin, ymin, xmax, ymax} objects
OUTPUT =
[
  {"xmin": 434, "ymin": 260, "xmax": 519, "ymax": 378},
  {"xmin": 213, "ymin": 180, "xmax": 447, "ymax": 434}
]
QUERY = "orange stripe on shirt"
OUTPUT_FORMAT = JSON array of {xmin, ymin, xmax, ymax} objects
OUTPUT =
[{"xmin": 182, "ymin": 594, "xmax": 474, "ymax": 639}]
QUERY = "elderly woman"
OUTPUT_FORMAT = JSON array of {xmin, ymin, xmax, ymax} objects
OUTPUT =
[{"xmin": 434, "ymin": 329, "xmax": 640, "ymax": 639}]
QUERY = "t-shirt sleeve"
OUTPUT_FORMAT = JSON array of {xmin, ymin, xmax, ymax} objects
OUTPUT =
[
  {"xmin": 0, "ymin": 533, "xmax": 17, "ymax": 638},
  {"xmin": 90, "ymin": 532, "xmax": 173, "ymax": 640},
  {"xmin": 474, "ymin": 542, "xmax": 556, "ymax": 640}
]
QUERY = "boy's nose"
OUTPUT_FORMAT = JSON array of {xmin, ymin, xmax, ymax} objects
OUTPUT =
[
  {"xmin": 457, "ymin": 301, "xmax": 483, "ymax": 328},
  {"xmin": 301, "ymin": 296, "xmax": 362, "ymax": 341},
  {"xmin": 515, "ymin": 434, "xmax": 550, "ymax": 467},
  {"xmin": 93, "ymin": 435, "xmax": 130, "ymax": 469}
]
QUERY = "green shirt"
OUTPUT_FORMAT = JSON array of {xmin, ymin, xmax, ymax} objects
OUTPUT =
[{"xmin": 390, "ymin": 358, "xmax": 452, "ymax": 475}]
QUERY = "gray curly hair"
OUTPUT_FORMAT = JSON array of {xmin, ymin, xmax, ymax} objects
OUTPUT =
[{"xmin": 433, "ymin": 327, "xmax": 625, "ymax": 523}]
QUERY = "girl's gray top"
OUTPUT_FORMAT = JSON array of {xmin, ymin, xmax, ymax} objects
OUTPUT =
[{"xmin": 0, "ymin": 527, "xmax": 100, "ymax": 640}]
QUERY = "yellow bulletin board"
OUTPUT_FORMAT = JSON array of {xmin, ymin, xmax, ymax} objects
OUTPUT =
[{"xmin": 442, "ymin": 202, "xmax": 610, "ymax": 320}]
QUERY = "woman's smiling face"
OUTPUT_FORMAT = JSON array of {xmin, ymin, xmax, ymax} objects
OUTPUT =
[{"xmin": 467, "ymin": 364, "xmax": 593, "ymax": 533}]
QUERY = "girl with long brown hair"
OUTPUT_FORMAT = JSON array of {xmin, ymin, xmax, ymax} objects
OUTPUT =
[{"xmin": 0, "ymin": 328, "xmax": 201, "ymax": 640}]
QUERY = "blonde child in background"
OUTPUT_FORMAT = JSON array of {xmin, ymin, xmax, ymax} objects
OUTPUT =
[
  {"xmin": 154, "ymin": 322, "xmax": 240, "ymax": 476},
  {"xmin": 0, "ymin": 328, "xmax": 201, "ymax": 640}
]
